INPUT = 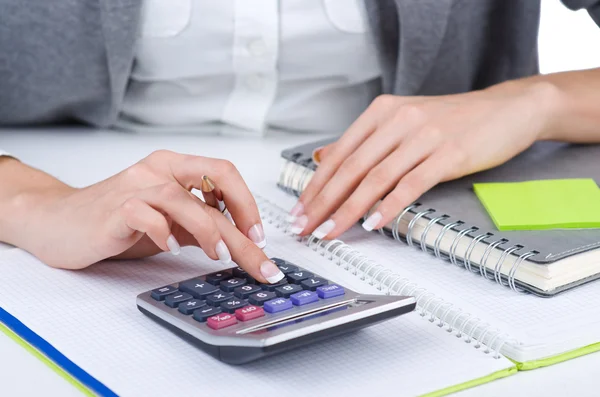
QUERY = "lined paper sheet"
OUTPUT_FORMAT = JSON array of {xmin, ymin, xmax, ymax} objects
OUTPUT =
[
  {"xmin": 0, "ymin": 220, "xmax": 513, "ymax": 397},
  {"xmin": 339, "ymin": 225, "xmax": 600, "ymax": 361}
]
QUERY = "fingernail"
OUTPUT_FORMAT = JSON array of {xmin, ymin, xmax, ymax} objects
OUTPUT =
[
  {"xmin": 287, "ymin": 201, "xmax": 304, "ymax": 222},
  {"xmin": 290, "ymin": 215, "xmax": 308, "ymax": 234},
  {"xmin": 218, "ymin": 200, "xmax": 226, "ymax": 212},
  {"xmin": 215, "ymin": 239, "xmax": 232, "ymax": 264},
  {"xmin": 312, "ymin": 219, "xmax": 335, "ymax": 239},
  {"xmin": 312, "ymin": 146, "xmax": 324, "ymax": 164},
  {"xmin": 248, "ymin": 224, "xmax": 267, "ymax": 249},
  {"xmin": 167, "ymin": 234, "xmax": 181, "ymax": 255},
  {"xmin": 362, "ymin": 211, "xmax": 382, "ymax": 231},
  {"xmin": 260, "ymin": 261, "xmax": 285, "ymax": 284}
]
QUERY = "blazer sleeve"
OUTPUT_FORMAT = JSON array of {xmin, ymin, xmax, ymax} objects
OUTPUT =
[{"xmin": 561, "ymin": 0, "xmax": 600, "ymax": 27}]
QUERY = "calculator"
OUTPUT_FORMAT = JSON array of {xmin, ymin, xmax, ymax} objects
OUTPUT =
[{"xmin": 136, "ymin": 258, "xmax": 416, "ymax": 364}]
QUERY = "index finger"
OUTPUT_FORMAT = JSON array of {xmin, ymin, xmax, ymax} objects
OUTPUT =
[{"xmin": 170, "ymin": 156, "xmax": 267, "ymax": 249}]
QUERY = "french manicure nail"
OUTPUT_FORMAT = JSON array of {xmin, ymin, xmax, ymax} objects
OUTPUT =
[
  {"xmin": 260, "ymin": 261, "xmax": 285, "ymax": 284},
  {"xmin": 362, "ymin": 211, "xmax": 382, "ymax": 231},
  {"xmin": 287, "ymin": 201, "xmax": 304, "ymax": 222},
  {"xmin": 312, "ymin": 219, "xmax": 335, "ymax": 239},
  {"xmin": 290, "ymin": 215, "xmax": 308, "ymax": 234},
  {"xmin": 248, "ymin": 224, "xmax": 267, "ymax": 249},
  {"xmin": 167, "ymin": 234, "xmax": 181, "ymax": 255},
  {"xmin": 215, "ymin": 239, "xmax": 232, "ymax": 264}
]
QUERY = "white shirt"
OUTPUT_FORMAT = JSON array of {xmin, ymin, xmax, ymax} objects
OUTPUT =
[{"xmin": 117, "ymin": 0, "xmax": 382, "ymax": 136}]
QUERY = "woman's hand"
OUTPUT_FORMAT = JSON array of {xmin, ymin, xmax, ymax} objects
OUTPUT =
[
  {"xmin": 290, "ymin": 80, "xmax": 562, "ymax": 239},
  {"xmin": 5, "ymin": 151, "xmax": 284, "ymax": 284}
]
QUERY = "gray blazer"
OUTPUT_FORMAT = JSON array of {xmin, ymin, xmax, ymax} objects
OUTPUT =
[{"xmin": 1, "ymin": 0, "xmax": 599, "ymax": 128}]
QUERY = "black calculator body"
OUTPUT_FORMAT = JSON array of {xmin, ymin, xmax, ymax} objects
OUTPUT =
[{"xmin": 137, "ymin": 258, "xmax": 416, "ymax": 364}]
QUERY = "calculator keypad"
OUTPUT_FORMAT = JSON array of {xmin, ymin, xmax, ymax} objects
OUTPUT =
[{"xmin": 150, "ymin": 258, "xmax": 346, "ymax": 330}]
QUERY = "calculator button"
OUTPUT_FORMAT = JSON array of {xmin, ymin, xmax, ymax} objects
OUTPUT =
[
  {"xmin": 264, "ymin": 298, "xmax": 293, "ymax": 313},
  {"xmin": 232, "ymin": 267, "xmax": 256, "ymax": 284},
  {"xmin": 290, "ymin": 290, "xmax": 319, "ymax": 306},
  {"xmin": 270, "ymin": 258, "xmax": 287, "ymax": 266},
  {"xmin": 277, "ymin": 264, "xmax": 299, "ymax": 274},
  {"xmin": 317, "ymin": 284, "xmax": 345, "ymax": 299},
  {"xmin": 220, "ymin": 298, "xmax": 248, "ymax": 313},
  {"xmin": 205, "ymin": 292, "xmax": 233, "ymax": 306},
  {"xmin": 207, "ymin": 313, "xmax": 238, "ymax": 330},
  {"xmin": 235, "ymin": 305, "xmax": 265, "ymax": 321},
  {"xmin": 220, "ymin": 278, "xmax": 247, "ymax": 292},
  {"xmin": 205, "ymin": 272, "xmax": 232, "ymax": 285},
  {"xmin": 260, "ymin": 279, "xmax": 288, "ymax": 292},
  {"xmin": 193, "ymin": 306, "xmax": 222, "ymax": 323},
  {"xmin": 150, "ymin": 286, "xmax": 177, "ymax": 301},
  {"xmin": 287, "ymin": 271, "xmax": 313, "ymax": 284},
  {"xmin": 178, "ymin": 299, "xmax": 206, "ymax": 315},
  {"xmin": 248, "ymin": 291, "xmax": 276, "ymax": 306},
  {"xmin": 164, "ymin": 292, "xmax": 193, "ymax": 308},
  {"xmin": 300, "ymin": 277, "xmax": 328, "ymax": 291},
  {"xmin": 179, "ymin": 279, "xmax": 218, "ymax": 299},
  {"xmin": 274, "ymin": 284, "xmax": 303, "ymax": 298},
  {"xmin": 234, "ymin": 284, "xmax": 262, "ymax": 299}
]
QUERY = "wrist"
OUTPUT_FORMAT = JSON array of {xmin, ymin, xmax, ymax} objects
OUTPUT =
[{"xmin": 0, "ymin": 159, "xmax": 76, "ymax": 247}]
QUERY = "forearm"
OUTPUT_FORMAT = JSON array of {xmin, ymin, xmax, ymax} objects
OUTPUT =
[
  {"xmin": 0, "ymin": 157, "xmax": 73, "ymax": 246},
  {"xmin": 502, "ymin": 67, "xmax": 600, "ymax": 143}
]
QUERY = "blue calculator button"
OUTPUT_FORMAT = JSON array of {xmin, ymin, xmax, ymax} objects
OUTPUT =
[
  {"xmin": 287, "ymin": 271, "xmax": 313, "ymax": 284},
  {"xmin": 220, "ymin": 278, "xmax": 247, "ymax": 292},
  {"xmin": 264, "ymin": 298, "xmax": 293, "ymax": 313},
  {"xmin": 290, "ymin": 291, "xmax": 319, "ymax": 306},
  {"xmin": 193, "ymin": 306, "xmax": 222, "ymax": 322},
  {"xmin": 164, "ymin": 292, "xmax": 193, "ymax": 308},
  {"xmin": 150, "ymin": 285, "xmax": 177, "ymax": 301},
  {"xmin": 179, "ymin": 279, "xmax": 218, "ymax": 299},
  {"xmin": 316, "ymin": 284, "xmax": 345, "ymax": 299},
  {"xmin": 300, "ymin": 277, "xmax": 328, "ymax": 291},
  {"xmin": 178, "ymin": 299, "xmax": 206, "ymax": 315},
  {"xmin": 248, "ymin": 291, "xmax": 276, "ymax": 306},
  {"xmin": 274, "ymin": 284, "xmax": 303, "ymax": 298}
]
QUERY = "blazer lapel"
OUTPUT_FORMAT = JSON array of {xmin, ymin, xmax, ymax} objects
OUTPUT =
[
  {"xmin": 394, "ymin": 0, "xmax": 453, "ymax": 94},
  {"xmin": 99, "ymin": 0, "xmax": 142, "ymax": 123}
]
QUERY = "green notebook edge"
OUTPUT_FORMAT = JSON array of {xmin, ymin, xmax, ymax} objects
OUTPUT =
[
  {"xmin": 419, "ymin": 366, "xmax": 518, "ymax": 397},
  {"xmin": 513, "ymin": 341, "xmax": 600, "ymax": 370},
  {"xmin": 0, "ymin": 322, "xmax": 94, "ymax": 397}
]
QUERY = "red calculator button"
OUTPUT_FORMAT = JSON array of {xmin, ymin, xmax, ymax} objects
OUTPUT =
[
  {"xmin": 207, "ymin": 313, "xmax": 237, "ymax": 330},
  {"xmin": 235, "ymin": 305, "xmax": 265, "ymax": 321}
]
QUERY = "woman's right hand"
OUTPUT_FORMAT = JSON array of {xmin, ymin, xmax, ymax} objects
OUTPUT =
[{"xmin": 4, "ymin": 150, "xmax": 284, "ymax": 284}]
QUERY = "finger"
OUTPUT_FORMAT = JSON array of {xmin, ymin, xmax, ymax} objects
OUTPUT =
[
  {"xmin": 171, "ymin": 158, "xmax": 266, "ymax": 249},
  {"xmin": 299, "ymin": 104, "xmax": 429, "ymax": 237},
  {"xmin": 210, "ymin": 207, "xmax": 285, "ymax": 284},
  {"xmin": 296, "ymin": 95, "xmax": 400, "ymax": 214},
  {"xmin": 307, "ymin": 126, "xmax": 443, "ymax": 239},
  {"xmin": 362, "ymin": 148, "xmax": 457, "ymax": 232},
  {"xmin": 117, "ymin": 198, "xmax": 173, "ymax": 252},
  {"xmin": 136, "ymin": 182, "xmax": 230, "ymax": 263}
]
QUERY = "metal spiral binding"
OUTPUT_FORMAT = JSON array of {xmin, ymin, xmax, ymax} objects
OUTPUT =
[
  {"xmin": 278, "ymin": 162, "xmax": 534, "ymax": 295},
  {"xmin": 255, "ymin": 195, "xmax": 514, "ymax": 360},
  {"xmin": 406, "ymin": 208, "xmax": 435, "ymax": 247}
]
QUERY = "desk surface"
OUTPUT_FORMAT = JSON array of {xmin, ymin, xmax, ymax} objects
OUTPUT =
[{"xmin": 0, "ymin": 128, "xmax": 598, "ymax": 397}]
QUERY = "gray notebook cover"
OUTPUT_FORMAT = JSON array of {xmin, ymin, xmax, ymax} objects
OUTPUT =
[{"xmin": 281, "ymin": 139, "xmax": 600, "ymax": 267}]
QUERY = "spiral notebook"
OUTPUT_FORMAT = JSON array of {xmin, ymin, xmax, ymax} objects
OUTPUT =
[
  {"xmin": 0, "ymin": 197, "xmax": 521, "ymax": 397},
  {"xmin": 278, "ymin": 139, "xmax": 600, "ymax": 297}
]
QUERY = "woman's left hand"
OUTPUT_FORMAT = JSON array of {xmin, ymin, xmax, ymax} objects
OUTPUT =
[{"xmin": 290, "ymin": 80, "xmax": 561, "ymax": 239}]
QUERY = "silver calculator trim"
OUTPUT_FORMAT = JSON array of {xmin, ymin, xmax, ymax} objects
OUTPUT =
[{"xmin": 137, "ymin": 279, "xmax": 416, "ymax": 349}]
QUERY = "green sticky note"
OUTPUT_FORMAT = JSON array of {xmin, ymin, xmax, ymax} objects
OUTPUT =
[{"xmin": 473, "ymin": 178, "xmax": 600, "ymax": 231}]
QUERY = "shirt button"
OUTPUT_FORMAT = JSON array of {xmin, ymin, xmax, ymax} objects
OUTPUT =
[
  {"xmin": 247, "ymin": 39, "xmax": 267, "ymax": 57},
  {"xmin": 245, "ymin": 74, "xmax": 265, "ymax": 91}
]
